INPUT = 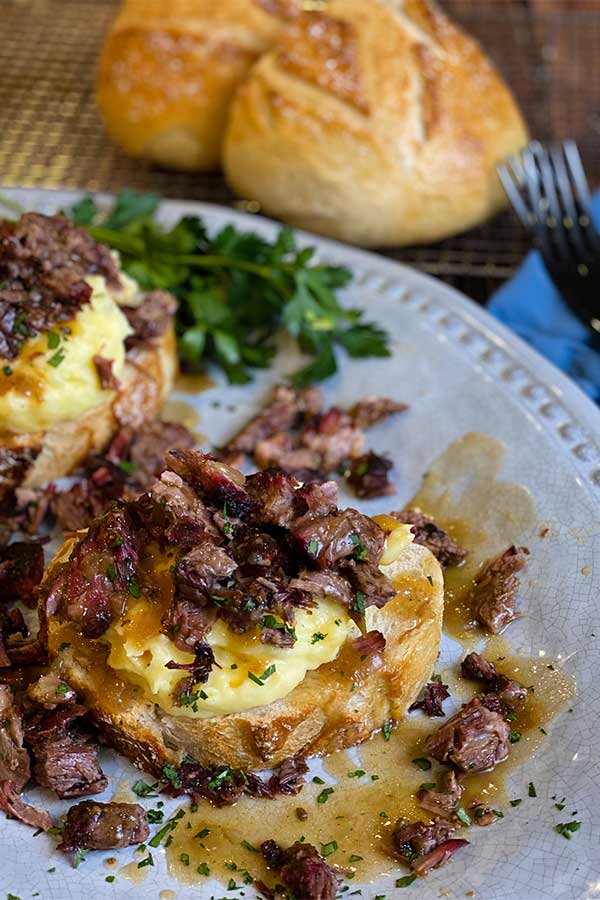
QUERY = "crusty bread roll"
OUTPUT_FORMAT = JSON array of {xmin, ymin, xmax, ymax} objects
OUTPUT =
[
  {"xmin": 42, "ymin": 538, "xmax": 443, "ymax": 772},
  {"xmin": 2, "ymin": 326, "xmax": 176, "ymax": 494},
  {"xmin": 96, "ymin": 0, "xmax": 301, "ymax": 172},
  {"xmin": 223, "ymin": 0, "xmax": 529, "ymax": 246}
]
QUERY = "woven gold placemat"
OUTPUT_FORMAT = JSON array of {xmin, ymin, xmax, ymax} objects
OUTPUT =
[{"xmin": 1, "ymin": 0, "xmax": 599, "ymax": 301}]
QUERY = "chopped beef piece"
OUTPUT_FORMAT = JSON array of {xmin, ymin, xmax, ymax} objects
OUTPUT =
[
  {"xmin": 471, "ymin": 803, "xmax": 500, "ymax": 826},
  {"xmin": 255, "ymin": 433, "xmax": 321, "ymax": 472},
  {"xmin": 296, "ymin": 480, "xmax": 338, "ymax": 518},
  {"xmin": 225, "ymin": 384, "xmax": 322, "ymax": 454},
  {"xmin": 299, "ymin": 406, "xmax": 364, "ymax": 471},
  {"xmin": 0, "ymin": 448, "xmax": 40, "ymax": 507},
  {"xmin": 347, "ymin": 451, "xmax": 395, "ymax": 499},
  {"xmin": 412, "ymin": 838, "xmax": 470, "ymax": 877},
  {"xmin": 392, "ymin": 510, "xmax": 467, "ymax": 569},
  {"xmin": 409, "ymin": 678, "xmax": 451, "ymax": 717},
  {"xmin": 138, "ymin": 470, "xmax": 220, "ymax": 549},
  {"xmin": 289, "ymin": 570, "xmax": 352, "ymax": 608},
  {"xmin": 340, "ymin": 558, "xmax": 396, "ymax": 609},
  {"xmin": 268, "ymin": 756, "xmax": 308, "ymax": 795},
  {"xmin": 417, "ymin": 770, "xmax": 464, "ymax": 818},
  {"xmin": 58, "ymin": 800, "xmax": 149, "ymax": 852},
  {"xmin": 245, "ymin": 470, "xmax": 300, "ymax": 527},
  {"xmin": 0, "ymin": 212, "xmax": 120, "ymax": 360},
  {"xmin": 27, "ymin": 669, "xmax": 76, "ymax": 708},
  {"xmin": 285, "ymin": 467, "xmax": 326, "ymax": 485},
  {"xmin": 112, "ymin": 421, "xmax": 194, "ymax": 480},
  {"xmin": 174, "ymin": 544, "xmax": 237, "ymax": 602},
  {"xmin": 123, "ymin": 290, "xmax": 176, "ymax": 345},
  {"xmin": 0, "ymin": 781, "xmax": 52, "ymax": 831},
  {"xmin": 27, "ymin": 706, "xmax": 108, "ymax": 799},
  {"xmin": 393, "ymin": 816, "xmax": 457, "ymax": 861},
  {"xmin": 470, "ymin": 545, "xmax": 527, "ymax": 633},
  {"xmin": 291, "ymin": 508, "xmax": 385, "ymax": 569},
  {"xmin": 44, "ymin": 503, "xmax": 140, "ymax": 638},
  {"xmin": 278, "ymin": 841, "xmax": 339, "ymax": 900},
  {"xmin": 460, "ymin": 651, "xmax": 498, "ymax": 683},
  {"xmin": 169, "ymin": 757, "xmax": 307, "ymax": 807},
  {"xmin": 4, "ymin": 638, "xmax": 45, "ymax": 668},
  {"xmin": 460, "ymin": 652, "xmax": 527, "ymax": 715},
  {"xmin": 0, "ymin": 684, "xmax": 31, "ymax": 790},
  {"xmin": 93, "ymin": 355, "xmax": 119, "ymax": 391},
  {"xmin": 260, "ymin": 619, "xmax": 297, "ymax": 648},
  {"xmin": 352, "ymin": 630, "xmax": 386, "ymax": 657},
  {"xmin": 349, "ymin": 396, "xmax": 408, "ymax": 430},
  {"xmin": 0, "ymin": 541, "xmax": 44, "ymax": 608},
  {"xmin": 425, "ymin": 697, "xmax": 511, "ymax": 773},
  {"xmin": 214, "ymin": 573, "xmax": 309, "ymax": 636},
  {"xmin": 231, "ymin": 528, "xmax": 292, "ymax": 572},
  {"xmin": 166, "ymin": 450, "xmax": 260, "ymax": 518},
  {"xmin": 262, "ymin": 838, "xmax": 285, "ymax": 869},
  {"xmin": 0, "ymin": 606, "xmax": 28, "ymax": 664},
  {"xmin": 162, "ymin": 600, "xmax": 215, "ymax": 653},
  {"xmin": 166, "ymin": 642, "xmax": 217, "ymax": 705}
]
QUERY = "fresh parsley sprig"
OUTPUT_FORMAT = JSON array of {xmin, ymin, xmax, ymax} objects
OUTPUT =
[{"xmin": 65, "ymin": 191, "xmax": 390, "ymax": 386}]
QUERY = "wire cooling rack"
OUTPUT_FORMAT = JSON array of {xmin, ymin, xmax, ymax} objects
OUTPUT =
[{"xmin": 0, "ymin": 0, "xmax": 598, "ymax": 301}]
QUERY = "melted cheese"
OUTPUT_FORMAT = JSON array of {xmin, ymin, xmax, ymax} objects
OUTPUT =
[
  {"xmin": 0, "ymin": 275, "xmax": 132, "ymax": 434},
  {"xmin": 102, "ymin": 525, "xmax": 414, "ymax": 720}
]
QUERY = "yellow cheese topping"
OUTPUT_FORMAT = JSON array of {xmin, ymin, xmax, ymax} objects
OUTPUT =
[
  {"xmin": 102, "ymin": 525, "xmax": 414, "ymax": 719},
  {"xmin": 0, "ymin": 274, "xmax": 132, "ymax": 434}
]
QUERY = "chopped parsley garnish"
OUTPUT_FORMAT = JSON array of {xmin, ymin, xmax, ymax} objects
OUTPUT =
[
  {"xmin": 106, "ymin": 562, "xmax": 116, "ymax": 581},
  {"xmin": 540, "ymin": 727, "xmax": 547, "ymax": 735},
  {"xmin": 248, "ymin": 671, "xmax": 264, "ymax": 686},
  {"xmin": 132, "ymin": 779, "xmax": 158, "ymax": 798},
  {"xmin": 128, "ymin": 575, "xmax": 141, "ymax": 598},
  {"xmin": 456, "ymin": 807, "xmax": 472, "ymax": 827},
  {"xmin": 2, "ymin": 365, "xmax": 12, "ymax": 376},
  {"xmin": 528, "ymin": 782, "xmax": 537, "ymax": 797},
  {"xmin": 137, "ymin": 852, "xmax": 154, "ymax": 868},
  {"xmin": 180, "ymin": 853, "xmax": 190, "ymax": 866},
  {"xmin": 241, "ymin": 839, "xmax": 258, "ymax": 852},
  {"xmin": 211, "ymin": 594, "xmax": 226, "ymax": 607},
  {"xmin": 426, "ymin": 575, "xmax": 433, "ymax": 586},
  {"xmin": 321, "ymin": 840, "xmax": 338, "ymax": 857},
  {"xmin": 554, "ymin": 821, "xmax": 581, "ymax": 839},
  {"xmin": 118, "ymin": 460, "xmax": 140, "ymax": 474},
  {"xmin": 260, "ymin": 615, "xmax": 296, "ymax": 640},
  {"xmin": 227, "ymin": 878, "xmax": 238, "ymax": 890},
  {"xmin": 196, "ymin": 828, "xmax": 210, "ymax": 839},
  {"xmin": 510, "ymin": 731, "xmax": 522, "ymax": 743},
  {"xmin": 411, "ymin": 757, "xmax": 431, "ymax": 771},
  {"xmin": 510, "ymin": 799, "xmax": 522, "ymax": 807},
  {"xmin": 311, "ymin": 632, "xmax": 327, "ymax": 644},
  {"xmin": 419, "ymin": 782, "xmax": 436, "ymax": 791},
  {"xmin": 57, "ymin": 642, "xmax": 71, "ymax": 652},
  {"xmin": 396, "ymin": 875, "xmax": 418, "ymax": 888},
  {"xmin": 313, "ymin": 776, "xmax": 325, "ymax": 785},
  {"xmin": 197, "ymin": 862, "xmax": 210, "ymax": 875},
  {"xmin": 147, "ymin": 809, "xmax": 164, "ymax": 824},
  {"xmin": 348, "ymin": 770, "xmax": 366, "ymax": 779},
  {"xmin": 46, "ymin": 331, "xmax": 60, "ymax": 349},
  {"xmin": 222, "ymin": 502, "xmax": 232, "ymax": 537},
  {"xmin": 349, "ymin": 854, "xmax": 363, "ymax": 862},
  {"xmin": 353, "ymin": 591, "xmax": 366, "ymax": 614},
  {"xmin": 47, "ymin": 348, "xmax": 66, "ymax": 367},
  {"xmin": 308, "ymin": 538, "xmax": 319, "ymax": 557},
  {"xmin": 382, "ymin": 722, "xmax": 392, "ymax": 741},
  {"xmin": 55, "ymin": 683, "xmax": 69, "ymax": 695},
  {"xmin": 105, "ymin": 876, "xmax": 115, "ymax": 883},
  {"xmin": 149, "ymin": 810, "xmax": 185, "ymax": 847},
  {"xmin": 554, "ymin": 802, "xmax": 565, "ymax": 811},
  {"xmin": 317, "ymin": 787, "xmax": 335, "ymax": 804},
  {"xmin": 161, "ymin": 762, "xmax": 181, "ymax": 790},
  {"xmin": 73, "ymin": 850, "xmax": 87, "ymax": 869}
]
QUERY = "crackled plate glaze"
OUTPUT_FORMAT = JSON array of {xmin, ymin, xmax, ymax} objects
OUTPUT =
[{"xmin": 1, "ymin": 188, "xmax": 599, "ymax": 900}]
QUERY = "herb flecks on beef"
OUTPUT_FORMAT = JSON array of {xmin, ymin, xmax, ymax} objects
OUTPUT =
[
  {"xmin": 58, "ymin": 800, "xmax": 149, "ymax": 852},
  {"xmin": 260, "ymin": 840, "xmax": 339, "ymax": 900},
  {"xmin": 0, "ymin": 213, "xmax": 121, "ymax": 360},
  {"xmin": 166, "ymin": 757, "xmax": 308, "ymax": 807},
  {"xmin": 425, "ymin": 697, "xmax": 510, "ymax": 774},
  {"xmin": 392, "ymin": 510, "xmax": 467, "ymax": 569},
  {"xmin": 393, "ymin": 816, "xmax": 468, "ymax": 877},
  {"xmin": 417, "ymin": 770, "xmax": 464, "ymax": 819},
  {"xmin": 347, "ymin": 451, "xmax": 394, "ymax": 499},
  {"xmin": 470, "ymin": 545, "xmax": 528, "ymax": 633}
]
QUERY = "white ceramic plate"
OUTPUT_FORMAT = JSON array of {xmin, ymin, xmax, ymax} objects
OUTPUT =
[{"xmin": 1, "ymin": 188, "xmax": 599, "ymax": 900}]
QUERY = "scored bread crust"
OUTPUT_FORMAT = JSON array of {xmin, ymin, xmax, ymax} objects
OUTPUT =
[
  {"xmin": 96, "ymin": 0, "xmax": 301, "ymax": 172},
  {"xmin": 42, "ymin": 537, "xmax": 443, "ymax": 774},
  {"xmin": 223, "ymin": 0, "xmax": 529, "ymax": 247},
  {"xmin": 1, "ymin": 327, "xmax": 177, "ymax": 494}
]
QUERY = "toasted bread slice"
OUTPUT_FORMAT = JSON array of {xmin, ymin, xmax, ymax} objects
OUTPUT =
[
  {"xmin": 1, "ymin": 327, "xmax": 177, "ymax": 493},
  {"xmin": 42, "ymin": 537, "xmax": 443, "ymax": 773}
]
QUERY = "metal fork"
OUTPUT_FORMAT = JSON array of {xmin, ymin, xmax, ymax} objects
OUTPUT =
[{"xmin": 498, "ymin": 140, "xmax": 600, "ymax": 334}]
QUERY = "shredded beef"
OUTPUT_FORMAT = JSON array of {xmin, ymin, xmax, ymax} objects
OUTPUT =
[
  {"xmin": 230, "ymin": 528, "xmax": 292, "ymax": 573},
  {"xmin": 417, "ymin": 770, "xmax": 464, "ymax": 818},
  {"xmin": 291, "ymin": 508, "xmax": 386, "ymax": 569},
  {"xmin": 425, "ymin": 697, "xmax": 511, "ymax": 773},
  {"xmin": 174, "ymin": 544, "xmax": 237, "ymax": 602},
  {"xmin": 123, "ymin": 290, "xmax": 176, "ymax": 345},
  {"xmin": 409, "ymin": 678, "xmax": 450, "ymax": 717},
  {"xmin": 255, "ymin": 432, "xmax": 321, "ymax": 472},
  {"xmin": 352, "ymin": 630, "xmax": 386, "ymax": 657},
  {"xmin": 4, "ymin": 638, "xmax": 45, "ymax": 668},
  {"xmin": 262, "ymin": 838, "xmax": 285, "ymax": 869},
  {"xmin": 139, "ymin": 469, "xmax": 220, "ymax": 549},
  {"xmin": 0, "ymin": 684, "xmax": 30, "ymax": 790},
  {"xmin": 44, "ymin": 503, "xmax": 139, "ymax": 638},
  {"xmin": 347, "ymin": 451, "xmax": 395, "ymax": 499},
  {"xmin": 471, "ymin": 545, "xmax": 527, "ymax": 633},
  {"xmin": 278, "ymin": 841, "xmax": 339, "ymax": 900},
  {"xmin": 225, "ymin": 384, "xmax": 322, "ymax": 454},
  {"xmin": 289, "ymin": 569, "xmax": 352, "ymax": 608},
  {"xmin": 58, "ymin": 800, "xmax": 149, "ymax": 852},
  {"xmin": 471, "ymin": 803, "xmax": 500, "ymax": 826},
  {"xmin": 168, "ymin": 757, "xmax": 308, "ymax": 807},
  {"xmin": 340, "ymin": 558, "xmax": 396, "ymax": 609},
  {"xmin": 0, "ymin": 781, "xmax": 52, "ymax": 831},
  {"xmin": 0, "ymin": 607, "xmax": 29, "ymax": 667},
  {"xmin": 349, "ymin": 396, "xmax": 408, "ymax": 429},
  {"xmin": 460, "ymin": 652, "xmax": 528, "ymax": 715},
  {"xmin": 162, "ymin": 600, "xmax": 214, "ymax": 653},
  {"xmin": 460, "ymin": 651, "xmax": 498, "ymax": 683},
  {"xmin": 166, "ymin": 642, "xmax": 217, "ymax": 705},
  {"xmin": 166, "ymin": 450, "xmax": 260, "ymax": 518},
  {"xmin": 299, "ymin": 407, "xmax": 364, "ymax": 471},
  {"xmin": 93, "ymin": 355, "xmax": 119, "ymax": 391},
  {"xmin": 0, "ymin": 213, "xmax": 120, "ymax": 359},
  {"xmin": 27, "ymin": 669, "xmax": 76, "ymax": 708},
  {"xmin": 392, "ymin": 510, "xmax": 467, "ymax": 569},
  {"xmin": 0, "ymin": 447, "xmax": 40, "ymax": 507},
  {"xmin": 393, "ymin": 816, "xmax": 457, "ymax": 860},
  {"xmin": 296, "ymin": 480, "xmax": 338, "ymax": 518},
  {"xmin": 245, "ymin": 470, "xmax": 300, "ymax": 527},
  {"xmin": 0, "ymin": 541, "xmax": 44, "ymax": 608},
  {"xmin": 26, "ymin": 706, "xmax": 107, "ymax": 799},
  {"xmin": 412, "ymin": 838, "xmax": 470, "ymax": 876}
]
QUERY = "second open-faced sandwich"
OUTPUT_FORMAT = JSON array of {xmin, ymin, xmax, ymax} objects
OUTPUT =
[{"xmin": 40, "ymin": 450, "xmax": 444, "ymax": 772}]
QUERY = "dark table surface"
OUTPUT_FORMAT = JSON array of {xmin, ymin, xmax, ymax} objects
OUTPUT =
[{"xmin": 1, "ymin": 0, "xmax": 598, "ymax": 303}]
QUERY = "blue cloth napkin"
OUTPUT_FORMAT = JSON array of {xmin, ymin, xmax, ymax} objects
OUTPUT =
[{"xmin": 488, "ymin": 191, "xmax": 600, "ymax": 401}]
